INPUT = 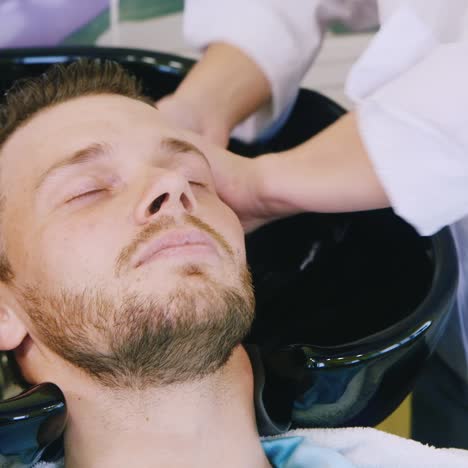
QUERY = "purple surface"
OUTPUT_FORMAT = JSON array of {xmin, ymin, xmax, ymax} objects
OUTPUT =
[{"xmin": 0, "ymin": 0, "xmax": 109, "ymax": 47}]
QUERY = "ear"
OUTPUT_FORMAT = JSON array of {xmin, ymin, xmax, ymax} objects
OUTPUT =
[{"xmin": 0, "ymin": 285, "xmax": 27, "ymax": 350}]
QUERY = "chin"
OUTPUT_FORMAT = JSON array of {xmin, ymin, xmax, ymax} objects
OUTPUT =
[
  {"xmin": 128, "ymin": 263, "xmax": 216, "ymax": 295},
  {"xmin": 176, "ymin": 263, "xmax": 208, "ymax": 277},
  {"xmin": 129, "ymin": 262, "xmax": 242, "ymax": 301}
]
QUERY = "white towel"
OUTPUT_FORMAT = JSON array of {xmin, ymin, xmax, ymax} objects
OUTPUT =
[{"xmin": 269, "ymin": 427, "xmax": 468, "ymax": 468}]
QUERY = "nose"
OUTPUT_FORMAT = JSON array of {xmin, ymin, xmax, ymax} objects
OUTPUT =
[{"xmin": 134, "ymin": 170, "xmax": 197, "ymax": 224}]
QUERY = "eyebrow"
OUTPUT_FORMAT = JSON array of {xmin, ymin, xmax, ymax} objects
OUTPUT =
[
  {"xmin": 34, "ymin": 142, "xmax": 111, "ymax": 192},
  {"xmin": 160, "ymin": 137, "xmax": 211, "ymax": 169},
  {"xmin": 34, "ymin": 137, "xmax": 210, "ymax": 193}
]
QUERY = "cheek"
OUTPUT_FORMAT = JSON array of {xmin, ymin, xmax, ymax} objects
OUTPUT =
[
  {"xmin": 32, "ymin": 218, "xmax": 125, "ymax": 288},
  {"xmin": 2, "ymin": 208, "xmax": 49, "ymax": 286},
  {"xmin": 200, "ymin": 197, "xmax": 246, "ymax": 260}
]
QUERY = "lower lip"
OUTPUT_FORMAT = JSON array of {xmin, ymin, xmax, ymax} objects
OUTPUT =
[{"xmin": 140, "ymin": 243, "xmax": 215, "ymax": 266}]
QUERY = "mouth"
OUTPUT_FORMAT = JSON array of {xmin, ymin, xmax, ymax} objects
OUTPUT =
[{"xmin": 133, "ymin": 229, "xmax": 218, "ymax": 269}]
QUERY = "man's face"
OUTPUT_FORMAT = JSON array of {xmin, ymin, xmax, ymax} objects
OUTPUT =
[{"xmin": 0, "ymin": 94, "xmax": 254, "ymax": 388}]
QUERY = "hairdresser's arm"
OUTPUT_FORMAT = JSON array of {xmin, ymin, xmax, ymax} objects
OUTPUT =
[
  {"xmin": 157, "ymin": 42, "xmax": 271, "ymax": 147},
  {"xmin": 189, "ymin": 111, "xmax": 389, "ymax": 233},
  {"xmin": 205, "ymin": 0, "xmax": 468, "ymax": 235},
  {"xmin": 161, "ymin": 0, "xmax": 376, "ymax": 145},
  {"xmin": 256, "ymin": 112, "xmax": 389, "ymax": 219}
]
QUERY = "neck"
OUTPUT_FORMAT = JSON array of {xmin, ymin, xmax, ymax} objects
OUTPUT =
[{"xmin": 60, "ymin": 347, "xmax": 270, "ymax": 468}]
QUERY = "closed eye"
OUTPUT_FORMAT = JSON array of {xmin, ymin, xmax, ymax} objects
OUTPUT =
[
  {"xmin": 66, "ymin": 188, "xmax": 106, "ymax": 204},
  {"xmin": 189, "ymin": 181, "xmax": 208, "ymax": 188}
]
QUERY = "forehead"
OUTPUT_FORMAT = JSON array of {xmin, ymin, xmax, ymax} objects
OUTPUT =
[{"xmin": 0, "ymin": 94, "xmax": 171, "ymax": 187}]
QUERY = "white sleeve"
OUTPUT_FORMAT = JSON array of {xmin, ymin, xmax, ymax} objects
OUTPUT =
[
  {"xmin": 346, "ymin": 0, "xmax": 468, "ymax": 235},
  {"xmin": 183, "ymin": 0, "xmax": 325, "ymax": 141},
  {"xmin": 183, "ymin": 0, "xmax": 378, "ymax": 142}
]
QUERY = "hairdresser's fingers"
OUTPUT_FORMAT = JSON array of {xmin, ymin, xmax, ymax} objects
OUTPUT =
[
  {"xmin": 182, "ymin": 131, "xmax": 272, "ymax": 232},
  {"xmin": 156, "ymin": 94, "xmax": 230, "ymax": 147}
]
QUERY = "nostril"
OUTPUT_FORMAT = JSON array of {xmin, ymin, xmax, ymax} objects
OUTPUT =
[
  {"xmin": 149, "ymin": 193, "xmax": 168, "ymax": 215},
  {"xmin": 180, "ymin": 193, "xmax": 192, "ymax": 212}
]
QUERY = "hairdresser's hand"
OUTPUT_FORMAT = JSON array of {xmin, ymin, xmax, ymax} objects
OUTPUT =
[
  {"xmin": 156, "ymin": 42, "xmax": 271, "ymax": 148},
  {"xmin": 186, "ymin": 132, "xmax": 276, "ymax": 233},
  {"xmin": 157, "ymin": 93, "xmax": 230, "ymax": 147},
  {"xmin": 187, "ymin": 113, "xmax": 390, "ymax": 233}
]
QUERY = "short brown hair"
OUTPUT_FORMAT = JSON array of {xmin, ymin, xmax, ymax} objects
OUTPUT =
[
  {"xmin": 0, "ymin": 59, "xmax": 153, "ymax": 282},
  {"xmin": 0, "ymin": 59, "xmax": 153, "ymax": 150}
]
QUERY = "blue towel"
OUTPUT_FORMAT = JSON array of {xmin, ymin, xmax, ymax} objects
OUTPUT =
[{"xmin": 262, "ymin": 435, "xmax": 355, "ymax": 467}]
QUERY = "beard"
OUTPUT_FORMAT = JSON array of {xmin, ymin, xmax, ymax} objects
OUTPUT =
[{"xmin": 16, "ymin": 267, "xmax": 255, "ymax": 390}]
